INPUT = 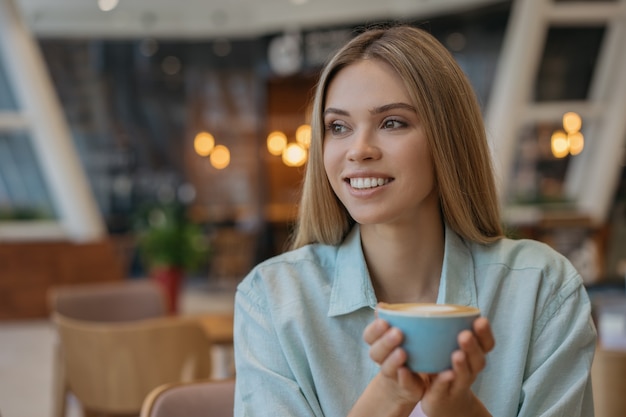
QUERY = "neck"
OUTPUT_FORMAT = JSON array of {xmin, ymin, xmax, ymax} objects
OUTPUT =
[{"xmin": 360, "ymin": 217, "xmax": 445, "ymax": 304}]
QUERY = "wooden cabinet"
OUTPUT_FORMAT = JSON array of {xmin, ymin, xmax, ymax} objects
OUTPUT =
[{"xmin": 0, "ymin": 240, "xmax": 124, "ymax": 319}]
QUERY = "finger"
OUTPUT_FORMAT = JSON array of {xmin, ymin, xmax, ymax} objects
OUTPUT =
[
  {"xmin": 473, "ymin": 317, "xmax": 495, "ymax": 353},
  {"xmin": 369, "ymin": 327, "xmax": 403, "ymax": 365},
  {"xmin": 458, "ymin": 330, "xmax": 486, "ymax": 375},
  {"xmin": 450, "ymin": 349, "xmax": 472, "ymax": 391},
  {"xmin": 379, "ymin": 347, "xmax": 408, "ymax": 378},
  {"xmin": 363, "ymin": 318, "xmax": 390, "ymax": 345}
]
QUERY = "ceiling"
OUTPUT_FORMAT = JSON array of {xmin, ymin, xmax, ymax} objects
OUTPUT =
[{"xmin": 14, "ymin": 0, "xmax": 507, "ymax": 39}]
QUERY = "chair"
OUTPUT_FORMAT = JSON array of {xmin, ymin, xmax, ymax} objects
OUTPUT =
[
  {"xmin": 48, "ymin": 279, "xmax": 167, "ymax": 322},
  {"xmin": 49, "ymin": 280, "xmax": 170, "ymax": 417},
  {"xmin": 592, "ymin": 347, "xmax": 626, "ymax": 417},
  {"xmin": 52, "ymin": 312, "xmax": 213, "ymax": 417},
  {"xmin": 140, "ymin": 379, "xmax": 235, "ymax": 417}
]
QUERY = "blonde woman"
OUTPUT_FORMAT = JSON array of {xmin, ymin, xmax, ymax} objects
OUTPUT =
[{"xmin": 234, "ymin": 25, "xmax": 596, "ymax": 417}]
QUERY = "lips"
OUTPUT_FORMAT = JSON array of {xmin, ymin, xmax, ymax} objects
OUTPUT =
[{"xmin": 348, "ymin": 177, "xmax": 392, "ymax": 189}]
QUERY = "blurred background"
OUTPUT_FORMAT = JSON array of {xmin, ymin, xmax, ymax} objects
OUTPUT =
[
  {"xmin": 1, "ymin": 0, "xmax": 626, "ymax": 415},
  {"xmin": 2, "ymin": 0, "xmax": 624, "ymax": 288}
]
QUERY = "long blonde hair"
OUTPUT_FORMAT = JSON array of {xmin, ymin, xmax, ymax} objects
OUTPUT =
[{"xmin": 291, "ymin": 25, "xmax": 503, "ymax": 249}]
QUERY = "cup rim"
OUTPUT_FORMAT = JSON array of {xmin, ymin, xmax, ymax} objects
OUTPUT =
[{"xmin": 377, "ymin": 302, "xmax": 480, "ymax": 318}]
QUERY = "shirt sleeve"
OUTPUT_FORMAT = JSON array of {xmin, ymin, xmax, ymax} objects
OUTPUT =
[
  {"xmin": 518, "ymin": 275, "xmax": 597, "ymax": 417},
  {"xmin": 233, "ymin": 272, "xmax": 322, "ymax": 417}
]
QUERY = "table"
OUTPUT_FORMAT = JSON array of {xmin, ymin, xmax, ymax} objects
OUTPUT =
[
  {"xmin": 195, "ymin": 312, "xmax": 234, "ymax": 345},
  {"xmin": 191, "ymin": 312, "xmax": 235, "ymax": 378}
]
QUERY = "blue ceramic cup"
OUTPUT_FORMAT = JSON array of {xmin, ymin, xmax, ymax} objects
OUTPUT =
[{"xmin": 377, "ymin": 303, "xmax": 480, "ymax": 374}]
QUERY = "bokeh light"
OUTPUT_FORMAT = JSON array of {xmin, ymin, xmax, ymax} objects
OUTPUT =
[
  {"xmin": 282, "ymin": 143, "xmax": 307, "ymax": 167},
  {"xmin": 210, "ymin": 145, "xmax": 230, "ymax": 169},
  {"xmin": 295, "ymin": 124, "xmax": 311, "ymax": 149},
  {"xmin": 563, "ymin": 112, "xmax": 582, "ymax": 134},
  {"xmin": 568, "ymin": 131, "xmax": 585, "ymax": 156},
  {"xmin": 551, "ymin": 130, "xmax": 569, "ymax": 158},
  {"xmin": 194, "ymin": 131, "xmax": 215, "ymax": 156},
  {"xmin": 267, "ymin": 131, "xmax": 288, "ymax": 156}
]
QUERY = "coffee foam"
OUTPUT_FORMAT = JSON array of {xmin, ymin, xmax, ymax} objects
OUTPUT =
[{"xmin": 378, "ymin": 302, "xmax": 479, "ymax": 317}]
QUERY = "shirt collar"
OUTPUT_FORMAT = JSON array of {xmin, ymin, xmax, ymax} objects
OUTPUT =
[
  {"xmin": 328, "ymin": 226, "xmax": 377, "ymax": 317},
  {"xmin": 436, "ymin": 224, "xmax": 478, "ymax": 308},
  {"xmin": 327, "ymin": 224, "xmax": 478, "ymax": 317}
]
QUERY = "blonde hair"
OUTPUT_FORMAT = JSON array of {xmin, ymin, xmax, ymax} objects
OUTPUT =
[{"xmin": 291, "ymin": 25, "xmax": 503, "ymax": 249}]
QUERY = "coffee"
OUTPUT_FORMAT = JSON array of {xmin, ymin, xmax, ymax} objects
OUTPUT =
[
  {"xmin": 377, "ymin": 302, "xmax": 481, "ymax": 373},
  {"xmin": 378, "ymin": 303, "xmax": 479, "ymax": 317}
]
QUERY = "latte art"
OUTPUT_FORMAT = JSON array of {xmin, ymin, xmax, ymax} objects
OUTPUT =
[{"xmin": 378, "ymin": 302, "xmax": 479, "ymax": 317}]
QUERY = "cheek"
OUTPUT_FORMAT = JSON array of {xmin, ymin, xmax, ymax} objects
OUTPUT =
[
  {"xmin": 322, "ymin": 143, "xmax": 338, "ymax": 176},
  {"xmin": 401, "ymin": 145, "xmax": 436, "ymax": 186},
  {"xmin": 322, "ymin": 144, "xmax": 345, "ymax": 195},
  {"xmin": 414, "ymin": 156, "xmax": 437, "ymax": 193}
]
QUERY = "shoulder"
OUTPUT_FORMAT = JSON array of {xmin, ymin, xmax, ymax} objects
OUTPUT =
[
  {"xmin": 468, "ymin": 236, "xmax": 585, "ymax": 309},
  {"xmin": 470, "ymin": 237, "xmax": 589, "ymax": 326},
  {"xmin": 471, "ymin": 237, "xmax": 578, "ymax": 278},
  {"xmin": 467, "ymin": 236, "xmax": 594, "ymax": 342},
  {"xmin": 248, "ymin": 242, "xmax": 339, "ymax": 278},
  {"xmin": 236, "ymin": 242, "xmax": 339, "ymax": 306}
]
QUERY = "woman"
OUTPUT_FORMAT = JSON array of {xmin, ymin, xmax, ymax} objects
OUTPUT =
[{"xmin": 234, "ymin": 25, "xmax": 596, "ymax": 417}]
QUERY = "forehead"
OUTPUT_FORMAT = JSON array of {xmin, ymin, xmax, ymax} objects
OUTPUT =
[{"xmin": 324, "ymin": 59, "xmax": 413, "ymax": 111}]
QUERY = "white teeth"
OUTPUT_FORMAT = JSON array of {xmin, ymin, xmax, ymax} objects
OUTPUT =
[{"xmin": 349, "ymin": 177, "xmax": 389, "ymax": 189}]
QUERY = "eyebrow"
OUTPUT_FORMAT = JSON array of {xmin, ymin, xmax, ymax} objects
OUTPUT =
[
  {"xmin": 373, "ymin": 102, "xmax": 416, "ymax": 114},
  {"xmin": 323, "ymin": 102, "xmax": 416, "ymax": 118}
]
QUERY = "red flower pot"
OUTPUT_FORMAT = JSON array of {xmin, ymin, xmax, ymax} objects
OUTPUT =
[{"xmin": 151, "ymin": 266, "xmax": 183, "ymax": 314}]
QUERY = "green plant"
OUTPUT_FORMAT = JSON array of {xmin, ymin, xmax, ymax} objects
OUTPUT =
[
  {"xmin": 135, "ymin": 204, "xmax": 210, "ymax": 273},
  {"xmin": 0, "ymin": 205, "xmax": 54, "ymax": 221}
]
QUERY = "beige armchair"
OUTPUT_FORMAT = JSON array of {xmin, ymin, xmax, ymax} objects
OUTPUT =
[
  {"xmin": 49, "ymin": 279, "xmax": 167, "ymax": 322},
  {"xmin": 140, "ymin": 378, "xmax": 235, "ymax": 417},
  {"xmin": 52, "ymin": 312, "xmax": 213, "ymax": 417},
  {"xmin": 592, "ymin": 347, "xmax": 626, "ymax": 417},
  {"xmin": 48, "ymin": 280, "xmax": 212, "ymax": 417}
]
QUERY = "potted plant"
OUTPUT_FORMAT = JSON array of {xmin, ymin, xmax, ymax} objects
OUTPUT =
[{"xmin": 135, "ymin": 203, "xmax": 210, "ymax": 313}]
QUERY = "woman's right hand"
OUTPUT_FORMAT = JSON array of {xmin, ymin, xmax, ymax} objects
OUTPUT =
[{"xmin": 363, "ymin": 318, "xmax": 430, "ymax": 406}]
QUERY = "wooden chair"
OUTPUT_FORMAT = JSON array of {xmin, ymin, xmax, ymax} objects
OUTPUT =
[
  {"xmin": 592, "ymin": 347, "xmax": 626, "ymax": 417},
  {"xmin": 140, "ymin": 379, "xmax": 235, "ymax": 417},
  {"xmin": 52, "ymin": 312, "xmax": 213, "ymax": 417}
]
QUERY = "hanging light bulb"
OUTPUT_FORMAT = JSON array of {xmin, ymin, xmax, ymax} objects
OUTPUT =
[
  {"xmin": 568, "ymin": 131, "xmax": 585, "ymax": 155},
  {"xmin": 551, "ymin": 130, "xmax": 569, "ymax": 158},
  {"xmin": 210, "ymin": 145, "xmax": 230, "ymax": 169},
  {"xmin": 563, "ymin": 112, "xmax": 582, "ymax": 134},
  {"xmin": 194, "ymin": 131, "xmax": 215, "ymax": 156},
  {"xmin": 267, "ymin": 131, "xmax": 288, "ymax": 156},
  {"xmin": 295, "ymin": 124, "xmax": 311, "ymax": 149},
  {"xmin": 282, "ymin": 143, "xmax": 307, "ymax": 167}
]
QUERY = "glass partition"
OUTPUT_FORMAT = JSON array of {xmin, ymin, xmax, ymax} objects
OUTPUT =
[
  {"xmin": 0, "ymin": 42, "xmax": 57, "ymax": 221},
  {"xmin": 0, "ymin": 43, "xmax": 18, "ymax": 110},
  {"xmin": 0, "ymin": 130, "xmax": 57, "ymax": 220}
]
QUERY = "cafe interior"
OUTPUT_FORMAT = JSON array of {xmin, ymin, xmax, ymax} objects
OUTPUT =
[{"xmin": 1, "ymin": 0, "xmax": 626, "ymax": 415}]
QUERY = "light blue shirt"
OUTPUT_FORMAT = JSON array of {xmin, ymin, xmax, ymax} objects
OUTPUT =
[{"xmin": 234, "ymin": 225, "xmax": 596, "ymax": 416}]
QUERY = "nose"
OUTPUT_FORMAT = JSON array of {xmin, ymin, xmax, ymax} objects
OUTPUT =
[{"xmin": 346, "ymin": 129, "xmax": 381, "ymax": 161}]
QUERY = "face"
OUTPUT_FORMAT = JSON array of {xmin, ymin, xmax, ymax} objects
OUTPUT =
[{"xmin": 322, "ymin": 59, "xmax": 439, "ymax": 227}]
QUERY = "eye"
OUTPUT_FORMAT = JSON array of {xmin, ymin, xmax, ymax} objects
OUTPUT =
[
  {"xmin": 325, "ymin": 122, "xmax": 350, "ymax": 136},
  {"xmin": 382, "ymin": 118, "xmax": 406, "ymax": 129}
]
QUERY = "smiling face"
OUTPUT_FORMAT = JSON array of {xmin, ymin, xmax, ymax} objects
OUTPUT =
[{"xmin": 323, "ymin": 59, "xmax": 440, "ymax": 228}]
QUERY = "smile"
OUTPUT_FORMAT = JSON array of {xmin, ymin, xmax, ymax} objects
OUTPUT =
[{"xmin": 349, "ymin": 177, "xmax": 391, "ymax": 189}]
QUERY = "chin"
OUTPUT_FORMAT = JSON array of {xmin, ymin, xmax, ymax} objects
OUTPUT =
[{"xmin": 348, "ymin": 213, "xmax": 389, "ymax": 226}]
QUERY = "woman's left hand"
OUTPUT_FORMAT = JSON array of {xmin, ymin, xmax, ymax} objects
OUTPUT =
[{"xmin": 420, "ymin": 317, "xmax": 495, "ymax": 417}]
